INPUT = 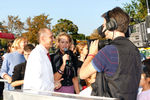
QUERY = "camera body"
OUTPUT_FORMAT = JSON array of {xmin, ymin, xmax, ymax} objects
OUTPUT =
[
  {"xmin": 87, "ymin": 20, "xmax": 112, "ymax": 51},
  {"xmin": 87, "ymin": 39, "xmax": 111, "ymax": 51}
]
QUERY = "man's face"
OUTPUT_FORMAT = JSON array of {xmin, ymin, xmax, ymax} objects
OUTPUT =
[
  {"xmin": 102, "ymin": 19, "xmax": 112, "ymax": 39},
  {"xmin": 24, "ymin": 51, "xmax": 31, "ymax": 60},
  {"xmin": 139, "ymin": 74, "xmax": 147, "ymax": 88},
  {"xmin": 19, "ymin": 40, "xmax": 27, "ymax": 50},
  {"xmin": 43, "ymin": 30, "xmax": 54, "ymax": 50},
  {"xmin": 102, "ymin": 19, "xmax": 108, "ymax": 38}
]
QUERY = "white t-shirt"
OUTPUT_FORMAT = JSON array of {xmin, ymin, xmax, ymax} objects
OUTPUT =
[{"xmin": 23, "ymin": 44, "xmax": 54, "ymax": 91}]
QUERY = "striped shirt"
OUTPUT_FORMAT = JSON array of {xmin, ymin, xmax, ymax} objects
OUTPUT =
[{"xmin": 92, "ymin": 45, "xmax": 118, "ymax": 76}]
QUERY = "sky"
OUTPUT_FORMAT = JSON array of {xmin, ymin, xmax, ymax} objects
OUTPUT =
[{"xmin": 0, "ymin": 0, "xmax": 131, "ymax": 36}]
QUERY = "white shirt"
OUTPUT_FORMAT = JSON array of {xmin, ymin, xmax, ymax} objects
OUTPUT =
[
  {"xmin": 79, "ymin": 87, "xmax": 92, "ymax": 96},
  {"xmin": 137, "ymin": 89, "xmax": 150, "ymax": 100},
  {"xmin": 23, "ymin": 44, "xmax": 54, "ymax": 91}
]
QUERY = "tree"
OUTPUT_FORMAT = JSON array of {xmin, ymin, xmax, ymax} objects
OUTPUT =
[
  {"xmin": 52, "ymin": 19, "xmax": 78, "ymax": 36},
  {"xmin": 6, "ymin": 15, "xmax": 24, "ymax": 34},
  {"xmin": 0, "ymin": 21, "xmax": 8, "ymax": 33},
  {"xmin": 90, "ymin": 29, "xmax": 105, "ymax": 40},
  {"xmin": 72, "ymin": 33, "xmax": 86, "ymax": 40},
  {"xmin": 15, "ymin": 20, "xmax": 24, "ymax": 35},
  {"xmin": 86, "ymin": 36, "xmax": 90, "ymax": 40},
  {"xmin": 123, "ymin": 0, "xmax": 150, "ymax": 25},
  {"xmin": 23, "ymin": 14, "xmax": 52, "ymax": 44}
]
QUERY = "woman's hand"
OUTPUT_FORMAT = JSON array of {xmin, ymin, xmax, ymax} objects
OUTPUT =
[
  {"xmin": 3, "ymin": 74, "xmax": 12, "ymax": 83},
  {"xmin": 62, "ymin": 54, "xmax": 69, "ymax": 66},
  {"xmin": 54, "ymin": 78, "xmax": 63, "ymax": 89}
]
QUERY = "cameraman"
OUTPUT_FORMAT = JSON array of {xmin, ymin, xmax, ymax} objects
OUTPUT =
[{"xmin": 80, "ymin": 7, "xmax": 141, "ymax": 100}]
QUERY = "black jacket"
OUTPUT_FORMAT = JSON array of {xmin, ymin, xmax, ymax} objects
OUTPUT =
[
  {"xmin": 91, "ymin": 37, "xmax": 141, "ymax": 100},
  {"xmin": 50, "ymin": 49, "xmax": 81, "ymax": 86},
  {"xmin": 12, "ymin": 61, "xmax": 26, "ymax": 89}
]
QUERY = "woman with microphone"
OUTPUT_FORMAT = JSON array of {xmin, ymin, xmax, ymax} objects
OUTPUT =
[{"xmin": 50, "ymin": 32, "xmax": 80, "ymax": 94}]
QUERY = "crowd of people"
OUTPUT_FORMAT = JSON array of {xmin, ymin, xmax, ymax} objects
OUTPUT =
[{"xmin": 0, "ymin": 7, "xmax": 150, "ymax": 100}]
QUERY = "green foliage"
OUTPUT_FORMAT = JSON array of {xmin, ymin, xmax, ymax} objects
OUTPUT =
[
  {"xmin": 90, "ymin": 29, "xmax": 105, "ymax": 40},
  {"xmin": 24, "ymin": 14, "xmax": 52, "ymax": 44},
  {"xmin": 86, "ymin": 36, "xmax": 90, "ymax": 40},
  {"xmin": 0, "ymin": 39, "xmax": 8, "ymax": 48},
  {"xmin": 123, "ymin": 0, "xmax": 150, "ymax": 25},
  {"xmin": 52, "ymin": 19, "xmax": 78, "ymax": 36},
  {"xmin": 6, "ymin": 15, "xmax": 24, "ymax": 34},
  {"xmin": 78, "ymin": 34, "xmax": 86, "ymax": 40},
  {"xmin": 0, "ymin": 21, "xmax": 8, "ymax": 33},
  {"xmin": 71, "ymin": 33, "xmax": 86, "ymax": 40}
]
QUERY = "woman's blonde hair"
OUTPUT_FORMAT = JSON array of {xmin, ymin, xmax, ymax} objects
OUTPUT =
[
  {"xmin": 76, "ymin": 42, "xmax": 87, "ymax": 55},
  {"xmin": 55, "ymin": 32, "xmax": 73, "ymax": 49},
  {"xmin": 11, "ymin": 37, "xmax": 27, "ymax": 50}
]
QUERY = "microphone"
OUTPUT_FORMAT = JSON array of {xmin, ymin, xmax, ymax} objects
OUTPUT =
[
  {"xmin": 64, "ymin": 48, "xmax": 70, "ymax": 65},
  {"xmin": 64, "ymin": 48, "xmax": 68, "ymax": 54}
]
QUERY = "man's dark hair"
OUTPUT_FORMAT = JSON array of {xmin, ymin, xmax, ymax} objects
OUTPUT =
[
  {"xmin": 143, "ymin": 66, "xmax": 150, "ymax": 78},
  {"xmin": 24, "ymin": 44, "xmax": 35, "ymax": 52},
  {"xmin": 142, "ymin": 59, "xmax": 150, "ymax": 78},
  {"xmin": 102, "ymin": 7, "xmax": 130, "ymax": 33}
]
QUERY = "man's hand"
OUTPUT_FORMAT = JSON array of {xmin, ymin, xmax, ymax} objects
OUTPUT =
[{"xmin": 89, "ymin": 40, "xmax": 99, "ymax": 55}]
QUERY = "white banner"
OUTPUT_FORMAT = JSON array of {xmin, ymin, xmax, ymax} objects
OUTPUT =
[
  {"xmin": 3, "ymin": 90, "xmax": 119, "ymax": 100},
  {"xmin": 0, "ymin": 79, "xmax": 7, "ymax": 82}
]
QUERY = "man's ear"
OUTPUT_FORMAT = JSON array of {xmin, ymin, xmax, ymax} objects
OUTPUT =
[{"xmin": 40, "ymin": 35, "xmax": 45, "ymax": 42}]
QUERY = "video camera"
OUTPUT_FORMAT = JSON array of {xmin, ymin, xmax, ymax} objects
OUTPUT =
[
  {"xmin": 87, "ymin": 25, "xmax": 111, "ymax": 51},
  {"xmin": 87, "ymin": 39, "xmax": 111, "ymax": 51}
]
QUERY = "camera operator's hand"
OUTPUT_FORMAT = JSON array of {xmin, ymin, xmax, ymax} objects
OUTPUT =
[
  {"xmin": 62, "ymin": 54, "xmax": 69, "ymax": 66},
  {"xmin": 89, "ymin": 40, "xmax": 99, "ymax": 55}
]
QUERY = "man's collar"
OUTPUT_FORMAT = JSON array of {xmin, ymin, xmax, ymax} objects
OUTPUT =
[{"xmin": 39, "ymin": 44, "xmax": 48, "ymax": 54}]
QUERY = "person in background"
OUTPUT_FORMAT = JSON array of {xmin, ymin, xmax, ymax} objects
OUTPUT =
[
  {"xmin": 0, "ymin": 54, "xmax": 2, "ymax": 69},
  {"xmin": 0, "ymin": 37, "xmax": 27, "ymax": 90},
  {"xmin": 0, "ymin": 54, "xmax": 3, "ymax": 98},
  {"xmin": 76, "ymin": 42, "xmax": 96, "ymax": 95},
  {"xmin": 2, "ymin": 40, "xmax": 14, "ymax": 60},
  {"xmin": 76, "ymin": 42, "xmax": 88, "ymax": 90},
  {"xmin": 140, "ymin": 53, "xmax": 146, "ymax": 62},
  {"xmin": 137, "ymin": 59, "xmax": 150, "ymax": 100},
  {"xmin": 76, "ymin": 42, "xmax": 88, "ymax": 62},
  {"xmin": 51, "ymin": 32, "xmax": 80, "ymax": 94},
  {"xmin": 11, "ymin": 44, "xmax": 35, "ymax": 89},
  {"xmin": 80, "ymin": 7, "xmax": 141, "ymax": 100},
  {"xmin": 0, "ymin": 41, "xmax": 13, "ymax": 98},
  {"xmin": 23, "ymin": 28, "xmax": 61, "ymax": 91}
]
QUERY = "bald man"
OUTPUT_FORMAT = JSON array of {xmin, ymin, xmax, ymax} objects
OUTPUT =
[{"xmin": 23, "ymin": 28, "xmax": 55, "ymax": 91}]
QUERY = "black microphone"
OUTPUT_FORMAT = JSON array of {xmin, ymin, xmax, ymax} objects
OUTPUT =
[
  {"xmin": 64, "ymin": 48, "xmax": 70, "ymax": 65},
  {"xmin": 64, "ymin": 48, "xmax": 69, "ymax": 54}
]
